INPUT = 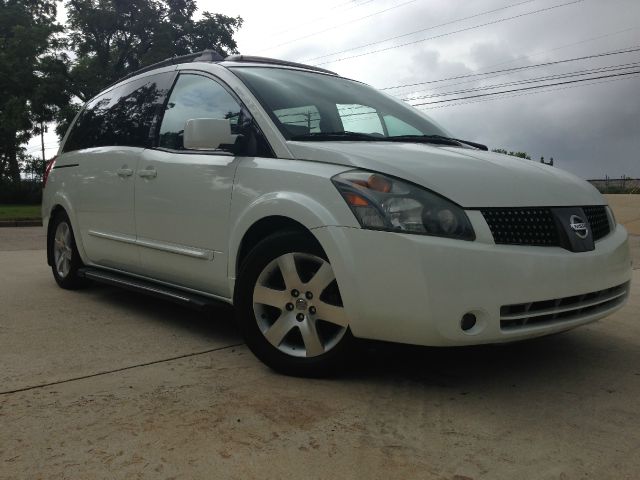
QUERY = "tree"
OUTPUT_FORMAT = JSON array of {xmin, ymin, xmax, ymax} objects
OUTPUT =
[
  {"xmin": 0, "ymin": 0, "xmax": 64, "ymax": 181},
  {"xmin": 492, "ymin": 148, "xmax": 532, "ymax": 160},
  {"xmin": 64, "ymin": 0, "xmax": 243, "ymax": 102}
]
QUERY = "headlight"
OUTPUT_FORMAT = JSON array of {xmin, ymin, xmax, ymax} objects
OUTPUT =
[{"xmin": 332, "ymin": 170, "xmax": 475, "ymax": 240}]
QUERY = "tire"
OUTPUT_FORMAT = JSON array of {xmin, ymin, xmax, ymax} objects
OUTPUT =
[
  {"xmin": 48, "ymin": 211, "xmax": 86, "ymax": 290},
  {"xmin": 235, "ymin": 230, "xmax": 354, "ymax": 377}
]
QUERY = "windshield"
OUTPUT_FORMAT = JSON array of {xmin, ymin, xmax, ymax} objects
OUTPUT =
[{"xmin": 230, "ymin": 66, "xmax": 451, "ymax": 141}]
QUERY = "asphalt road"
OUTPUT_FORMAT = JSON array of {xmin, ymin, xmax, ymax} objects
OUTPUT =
[{"xmin": 1, "ymin": 227, "xmax": 638, "ymax": 479}]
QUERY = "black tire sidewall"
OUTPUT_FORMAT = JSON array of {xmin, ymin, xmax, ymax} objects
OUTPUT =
[
  {"xmin": 234, "ymin": 230, "xmax": 353, "ymax": 377},
  {"xmin": 48, "ymin": 212, "xmax": 85, "ymax": 289}
]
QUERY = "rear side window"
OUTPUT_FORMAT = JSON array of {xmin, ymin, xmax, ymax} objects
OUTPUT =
[
  {"xmin": 158, "ymin": 74, "xmax": 243, "ymax": 150},
  {"xmin": 63, "ymin": 72, "xmax": 174, "ymax": 152}
]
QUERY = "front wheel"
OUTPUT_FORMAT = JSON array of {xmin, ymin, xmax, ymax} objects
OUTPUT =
[{"xmin": 234, "ymin": 231, "xmax": 354, "ymax": 377}]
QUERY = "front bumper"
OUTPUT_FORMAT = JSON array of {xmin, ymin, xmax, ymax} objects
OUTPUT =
[{"xmin": 313, "ymin": 219, "xmax": 632, "ymax": 346}]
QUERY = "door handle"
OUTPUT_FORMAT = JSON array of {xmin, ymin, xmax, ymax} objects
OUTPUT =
[
  {"xmin": 138, "ymin": 167, "xmax": 157, "ymax": 179},
  {"xmin": 116, "ymin": 167, "xmax": 133, "ymax": 178}
]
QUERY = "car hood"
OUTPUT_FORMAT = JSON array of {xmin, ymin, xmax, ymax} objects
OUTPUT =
[{"xmin": 286, "ymin": 141, "xmax": 604, "ymax": 208}]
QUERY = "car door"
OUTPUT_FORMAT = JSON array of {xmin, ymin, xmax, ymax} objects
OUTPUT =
[
  {"xmin": 134, "ymin": 72, "xmax": 244, "ymax": 296},
  {"xmin": 72, "ymin": 71, "xmax": 175, "ymax": 271}
]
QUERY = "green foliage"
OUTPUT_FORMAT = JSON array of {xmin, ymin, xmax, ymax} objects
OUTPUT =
[
  {"xmin": 0, "ymin": 204, "xmax": 42, "ymax": 219},
  {"xmin": 0, "ymin": 0, "xmax": 65, "ymax": 181},
  {"xmin": 0, "ymin": 0, "xmax": 243, "ymax": 192},
  {"xmin": 491, "ymin": 148, "xmax": 532, "ymax": 160},
  {"xmin": 65, "ymin": 0, "xmax": 243, "ymax": 101}
]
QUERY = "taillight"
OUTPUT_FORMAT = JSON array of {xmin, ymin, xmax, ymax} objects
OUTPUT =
[{"xmin": 43, "ymin": 156, "xmax": 57, "ymax": 188}]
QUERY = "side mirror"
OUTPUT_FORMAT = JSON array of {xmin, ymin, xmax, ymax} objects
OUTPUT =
[{"xmin": 183, "ymin": 118, "xmax": 234, "ymax": 150}]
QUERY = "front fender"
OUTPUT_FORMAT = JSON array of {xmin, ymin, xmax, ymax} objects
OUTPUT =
[{"xmin": 228, "ymin": 190, "xmax": 355, "ymax": 281}]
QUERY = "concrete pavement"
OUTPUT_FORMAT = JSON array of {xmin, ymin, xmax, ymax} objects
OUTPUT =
[{"xmin": 1, "ymin": 227, "xmax": 639, "ymax": 479}]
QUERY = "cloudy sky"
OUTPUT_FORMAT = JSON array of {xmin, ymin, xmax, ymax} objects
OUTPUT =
[{"xmin": 30, "ymin": 0, "xmax": 640, "ymax": 178}]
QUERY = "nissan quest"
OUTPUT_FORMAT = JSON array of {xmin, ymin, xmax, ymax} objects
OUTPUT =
[{"xmin": 42, "ymin": 50, "xmax": 632, "ymax": 376}]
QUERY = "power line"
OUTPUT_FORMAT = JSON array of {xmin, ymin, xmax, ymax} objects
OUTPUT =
[
  {"xmin": 331, "ymin": 71, "xmax": 640, "ymax": 119},
  {"xmin": 416, "ymin": 74, "xmax": 640, "ymax": 110},
  {"xmin": 270, "ymin": 0, "xmax": 377, "ymax": 37},
  {"xmin": 258, "ymin": 0, "xmax": 419, "ymax": 52},
  {"xmin": 407, "ymin": 70, "xmax": 640, "ymax": 106},
  {"xmin": 380, "ymin": 45, "xmax": 640, "ymax": 90},
  {"xmin": 394, "ymin": 48, "xmax": 640, "ymax": 97},
  {"xmin": 400, "ymin": 62, "xmax": 640, "ymax": 101},
  {"xmin": 384, "ymin": 29, "xmax": 640, "ymax": 95},
  {"xmin": 301, "ymin": 0, "xmax": 537, "ymax": 63},
  {"xmin": 311, "ymin": 0, "xmax": 584, "ymax": 66},
  {"xmin": 445, "ymin": 26, "xmax": 640, "ymax": 77}
]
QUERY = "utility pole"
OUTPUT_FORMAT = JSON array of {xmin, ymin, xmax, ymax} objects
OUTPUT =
[{"xmin": 40, "ymin": 121, "xmax": 46, "ymax": 179}]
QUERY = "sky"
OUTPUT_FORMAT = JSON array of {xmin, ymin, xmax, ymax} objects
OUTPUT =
[{"xmin": 28, "ymin": 0, "xmax": 640, "ymax": 179}]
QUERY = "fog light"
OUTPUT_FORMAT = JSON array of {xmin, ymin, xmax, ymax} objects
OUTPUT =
[{"xmin": 461, "ymin": 313, "xmax": 477, "ymax": 331}]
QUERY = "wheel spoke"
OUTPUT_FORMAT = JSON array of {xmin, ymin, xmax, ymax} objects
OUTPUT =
[
  {"xmin": 264, "ymin": 313, "xmax": 297, "ymax": 347},
  {"xmin": 316, "ymin": 301, "xmax": 348, "ymax": 327},
  {"xmin": 63, "ymin": 225, "xmax": 71, "ymax": 246},
  {"xmin": 56, "ymin": 253, "xmax": 65, "ymax": 272},
  {"xmin": 277, "ymin": 253, "xmax": 300, "ymax": 290},
  {"xmin": 305, "ymin": 261, "xmax": 335, "ymax": 294},
  {"xmin": 62, "ymin": 257, "xmax": 70, "ymax": 276},
  {"xmin": 253, "ymin": 285, "xmax": 288, "ymax": 308},
  {"xmin": 299, "ymin": 320, "xmax": 324, "ymax": 357}
]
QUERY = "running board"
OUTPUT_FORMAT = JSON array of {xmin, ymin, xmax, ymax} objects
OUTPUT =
[{"xmin": 77, "ymin": 267, "xmax": 225, "ymax": 311}]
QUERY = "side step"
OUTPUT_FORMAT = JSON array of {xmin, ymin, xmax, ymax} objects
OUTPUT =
[{"xmin": 78, "ymin": 267, "xmax": 227, "ymax": 311}]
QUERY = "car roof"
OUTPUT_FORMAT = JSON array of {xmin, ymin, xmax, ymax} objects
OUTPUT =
[{"xmin": 114, "ymin": 50, "xmax": 337, "ymax": 87}]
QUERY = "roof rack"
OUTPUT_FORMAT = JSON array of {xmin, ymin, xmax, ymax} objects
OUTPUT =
[
  {"xmin": 223, "ymin": 55, "xmax": 337, "ymax": 75},
  {"xmin": 112, "ymin": 50, "xmax": 336, "ymax": 88},
  {"xmin": 115, "ymin": 50, "xmax": 225, "ymax": 84}
]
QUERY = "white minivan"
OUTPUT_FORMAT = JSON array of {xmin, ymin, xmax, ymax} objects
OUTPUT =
[{"xmin": 43, "ymin": 51, "xmax": 632, "ymax": 376}]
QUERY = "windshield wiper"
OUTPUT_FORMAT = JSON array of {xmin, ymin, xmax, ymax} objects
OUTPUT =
[
  {"xmin": 290, "ymin": 131, "xmax": 385, "ymax": 141},
  {"xmin": 386, "ymin": 135, "xmax": 488, "ymax": 150},
  {"xmin": 290, "ymin": 131, "xmax": 489, "ymax": 150}
]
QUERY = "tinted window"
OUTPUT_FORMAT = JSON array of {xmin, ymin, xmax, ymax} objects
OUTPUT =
[
  {"xmin": 63, "ymin": 72, "xmax": 174, "ymax": 152},
  {"xmin": 158, "ymin": 74, "xmax": 243, "ymax": 150}
]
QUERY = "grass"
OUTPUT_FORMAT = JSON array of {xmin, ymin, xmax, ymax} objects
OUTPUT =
[{"xmin": 0, "ymin": 204, "xmax": 41, "ymax": 221}]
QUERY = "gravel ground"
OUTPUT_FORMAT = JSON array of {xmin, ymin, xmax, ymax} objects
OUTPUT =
[{"xmin": 1, "ymin": 227, "xmax": 638, "ymax": 479}]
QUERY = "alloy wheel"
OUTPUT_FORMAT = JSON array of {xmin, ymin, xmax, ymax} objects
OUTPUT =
[
  {"xmin": 53, "ymin": 221, "xmax": 73, "ymax": 279},
  {"xmin": 252, "ymin": 252, "xmax": 348, "ymax": 358}
]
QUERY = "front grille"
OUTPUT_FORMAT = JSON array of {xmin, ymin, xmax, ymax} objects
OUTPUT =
[
  {"xmin": 583, "ymin": 206, "xmax": 610, "ymax": 241},
  {"xmin": 500, "ymin": 282, "xmax": 629, "ymax": 330},
  {"xmin": 481, "ymin": 208, "xmax": 560, "ymax": 246},
  {"xmin": 481, "ymin": 206, "xmax": 611, "ymax": 247}
]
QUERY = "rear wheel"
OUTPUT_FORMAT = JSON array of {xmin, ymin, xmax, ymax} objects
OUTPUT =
[
  {"xmin": 235, "ymin": 231, "xmax": 353, "ymax": 377},
  {"xmin": 48, "ymin": 212, "xmax": 85, "ymax": 289}
]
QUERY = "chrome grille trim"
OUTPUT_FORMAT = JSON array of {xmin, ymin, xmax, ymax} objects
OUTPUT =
[{"xmin": 500, "ymin": 282, "xmax": 629, "ymax": 330}]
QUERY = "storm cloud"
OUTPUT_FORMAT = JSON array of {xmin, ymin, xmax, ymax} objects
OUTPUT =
[{"xmin": 212, "ymin": 0, "xmax": 640, "ymax": 178}]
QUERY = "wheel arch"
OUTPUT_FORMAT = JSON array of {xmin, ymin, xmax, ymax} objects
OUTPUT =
[
  {"xmin": 46, "ymin": 205, "xmax": 70, "ymax": 266},
  {"xmin": 234, "ymin": 216, "xmax": 320, "ymax": 276},
  {"xmin": 228, "ymin": 191, "xmax": 352, "ymax": 286},
  {"xmin": 228, "ymin": 193, "xmax": 365, "ymax": 338},
  {"xmin": 45, "ymin": 196, "xmax": 86, "ymax": 267}
]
